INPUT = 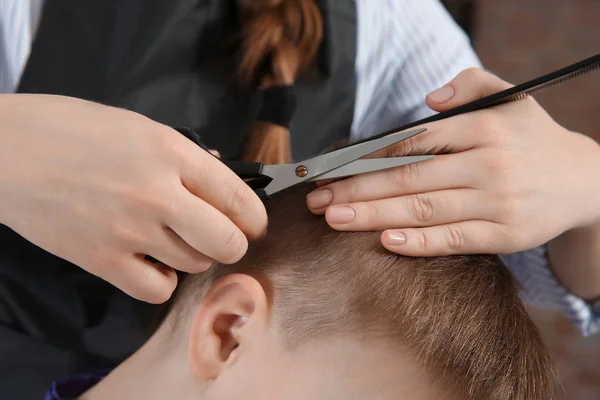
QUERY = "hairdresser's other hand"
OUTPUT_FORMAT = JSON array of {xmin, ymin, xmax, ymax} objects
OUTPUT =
[
  {"xmin": 0, "ymin": 94, "xmax": 267, "ymax": 303},
  {"xmin": 307, "ymin": 68, "xmax": 600, "ymax": 256}
]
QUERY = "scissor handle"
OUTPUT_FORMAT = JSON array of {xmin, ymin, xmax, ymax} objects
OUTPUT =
[
  {"xmin": 173, "ymin": 126, "xmax": 211, "ymax": 151},
  {"xmin": 222, "ymin": 160, "xmax": 264, "ymax": 179},
  {"xmin": 254, "ymin": 188, "xmax": 269, "ymax": 201},
  {"xmin": 173, "ymin": 126, "xmax": 270, "ymax": 200}
]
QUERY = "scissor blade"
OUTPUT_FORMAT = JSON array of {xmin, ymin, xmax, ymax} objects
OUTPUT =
[
  {"xmin": 308, "ymin": 128, "xmax": 427, "ymax": 178},
  {"xmin": 260, "ymin": 127, "xmax": 427, "ymax": 197},
  {"xmin": 306, "ymin": 155, "xmax": 434, "ymax": 181}
]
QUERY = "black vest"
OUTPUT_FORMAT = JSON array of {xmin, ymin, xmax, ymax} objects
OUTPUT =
[
  {"xmin": 18, "ymin": 0, "xmax": 357, "ymax": 160},
  {"xmin": 0, "ymin": 0, "xmax": 357, "ymax": 397}
]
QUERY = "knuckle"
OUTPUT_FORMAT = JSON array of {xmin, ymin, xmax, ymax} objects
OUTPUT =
[
  {"xmin": 365, "ymin": 202, "xmax": 381, "ymax": 226},
  {"xmin": 137, "ymin": 265, "xmax": 176, "ymax": 304},
  {"xmin": 453, "ymin": 67, "xmax": 486, "ymax": 90},
  {"xmin": 485, "ymin": 159, "xmax": 511, "ymax": 182},
  {"xmin": 111, "ymin": 220, "xmax": 144, "ymax": 247},
  {"xmin": 193, "ymin": 259, "xmax": 215, "ymax": 272},
  {"xmin": 156, "ymin": 125, "xmax": 186, "ymax": 155},
  {"xmin": 415, "ymin": 230, "xmax": 428, "ymax": 251},
  {"xmin": 153, "ymin": 194, "xmax": 181, "ymax": 221},
  {"xmin": 460, "ymin": 67, "xmax": 484, "ymax": 81},
  {"xmin": 143, "ymin": 284, "xmax": 174, "ymax": 304},
  {"xmin": 409, "ymin": 194, "xmax": 434, "ymax": 223},
  {"xmin": 220, "ymin": 228, "xmax": 248, "ymax": 264},
  {"xmin": 146, "ymin": 181, "xmax": 185, "ymax": 219},
  {"xmin": 443, "ymin": 225, "xmax": 466, "ymax": 250},
  {"xmin": 398, "ymin": 136, "xmax": 416, "ymax": 156},
  {"xmin": 407, "ymin": 161, "xmax": 421, "ymax": 181},
  {"xmin": 388, "ymin": 135, "xmax": 417, "ymax": 157},
  {"xmin": 484, "ymin": 150, "xmax": 516, "ymax": 178},
  {"xmin": 123, "ymin": 183, "xmax": 181, "ymax": 222},
  {"xmin": 484, "ymin": 155, "xmax": 504, "ymax": 173},
  {"xmin": 391, "ymin": 161, "xmax": 420, "ymax": 187},
  {"xmin": 475, "ymin": 113, "xmax": 498, "ymax": 136},
  {"xmin": 347, "ymin": 179, "xmax": 359, "ymax": 202},
  {"xmin": 467, "ymin": 67, "xmax": 487, "ymax": 85},
  {"xmin": 225, "ymin": 182, "xmax": 253, "ymax": 218},
  {"xmin": 227, "ymin": 183, "xmax": 267, "ymax": 240},
  {"xmin": 176, "ymin": 253, "xmax": 214, "ymax": 273},
  {"xmin": 459, "ymin": 67, "xmax": 503, "ymax": 91},
  {"xmin": 476, "ymin": 113, "xmax": 510, "ymax": 145}
]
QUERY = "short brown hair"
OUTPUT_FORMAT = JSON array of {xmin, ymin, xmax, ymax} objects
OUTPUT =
[{"xmin": 171, "ymin": 185, "xmax": 560, "ymax": 399}]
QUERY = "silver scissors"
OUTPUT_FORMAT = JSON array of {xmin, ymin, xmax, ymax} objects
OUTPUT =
[{"xmin": 175, "ymin": 126, "xmax": 432, "ymax": 200}]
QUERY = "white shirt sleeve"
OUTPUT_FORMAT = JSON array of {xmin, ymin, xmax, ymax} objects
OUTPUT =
[
  {"xmin": 502, "ymin": 247, "xmax": 600, "ymax": 336},
  {"xmin": 351, "ymin": 0, "xmax": 481, "ymax": 140},
  {"xmin": 0, "ymin": 0, "xmax": 44, "ymax": 93}
]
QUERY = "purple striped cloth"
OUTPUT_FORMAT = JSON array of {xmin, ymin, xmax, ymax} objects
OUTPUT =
[{"xmin": 44, "ymin": 370, "xmax": 110, "ymax": 400}]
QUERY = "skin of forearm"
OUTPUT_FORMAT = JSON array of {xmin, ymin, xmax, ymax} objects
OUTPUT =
[
  {"xmin": 549, "ymin": 222, "xmax": 600, "ymax": 302},
  {"xmin": 548, "ymin": 132, "xmax": 600, "ymax": 302}
]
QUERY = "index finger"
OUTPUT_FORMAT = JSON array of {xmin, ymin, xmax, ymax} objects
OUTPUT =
[
  {"xmin": 175, "ymin": 136, "xmax": 268, "ymax": 240},
  {"xmin": 364, "ymin": 117, "xmax": 476, "ymax": 161}
]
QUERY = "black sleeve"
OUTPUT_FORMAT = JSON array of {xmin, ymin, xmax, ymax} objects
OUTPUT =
[{"xmin": 0, "ymin": 225, "xmax": 155, "ymax": 399}]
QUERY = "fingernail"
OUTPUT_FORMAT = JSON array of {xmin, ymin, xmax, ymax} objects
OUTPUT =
[
  {"xmin": 427, "ymin": 85, "xmax": 455, "ymax": 103},
  {"xmin": 327, "ymin": 206, "xmax": 355, "ymax": 224},
  {"xmin": 386, "ymin": 231, "xmax": 406, "ymax": 246},
  {"xmin": 307, "ymin": 189, "xmax": 333, "ymax": 209}
]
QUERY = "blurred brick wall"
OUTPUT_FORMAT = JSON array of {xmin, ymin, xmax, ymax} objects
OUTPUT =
[
  {"xmin": 474, "ymin": 0, "xmax": 600, "ymax": 141},
  {"xmin": 471, "ymin": 1, "xmax": 600, "ymax": 399},
  {"xmin": 527, "ymin": 306, "xmax": 600, "ymax": 400}
]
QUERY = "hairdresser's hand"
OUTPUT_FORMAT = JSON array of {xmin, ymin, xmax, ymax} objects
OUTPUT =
[
  {"xmin": 307, "ymin": 68, "xmax": 600, "ymax": 256},
  {"xmin": 0, "ymin": 94, "xmax": 267, "ymax": 302}
]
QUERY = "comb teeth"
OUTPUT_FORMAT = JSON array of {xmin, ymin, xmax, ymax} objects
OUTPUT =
[
  {"xmin": 505, "ymin": 60, "xmax": 600, "ymax": 103},
  {"xmin": 509, "ymin": 92, "xmax": 530, "ymax": 101}
]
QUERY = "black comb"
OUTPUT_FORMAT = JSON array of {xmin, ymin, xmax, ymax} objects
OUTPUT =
[{"xmin": 360, "ymin": 52, "xmax": 600, "ymax": 143}]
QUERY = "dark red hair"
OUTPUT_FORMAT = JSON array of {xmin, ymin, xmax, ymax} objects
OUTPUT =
[{"xmin": 238, "ymin": 0, "xmax": 324, "ymax": 164}]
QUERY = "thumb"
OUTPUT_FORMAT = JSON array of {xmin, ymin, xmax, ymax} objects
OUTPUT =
[{"xmin": 425, "ymin": 68, "xmax": 513, "ymax": 112}]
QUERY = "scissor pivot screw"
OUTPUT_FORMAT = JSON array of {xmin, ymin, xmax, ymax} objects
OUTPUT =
[{"xmin": 295, "ymin": 165, "xmax": 308, "ymax": 177}]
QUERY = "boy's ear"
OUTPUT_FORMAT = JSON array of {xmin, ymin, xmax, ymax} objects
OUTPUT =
[{"xmin": 188, "ymin": 274, "xmax": 269, "ymax": 381}]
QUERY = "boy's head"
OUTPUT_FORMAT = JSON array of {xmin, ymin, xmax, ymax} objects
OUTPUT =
[{"xmin": 141, "ymin": 185, "xmax": 558, "ymax": 400}]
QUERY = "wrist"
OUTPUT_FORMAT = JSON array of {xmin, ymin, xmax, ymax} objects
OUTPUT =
[
  {"xmin": 587, "ymin": 139, "xmax": 600, "ymax": 225},
  {"xmin": 549, "ymin": 130, "xmax": 600, "ymax": 301},
  {"xmin": 571, "ymin": 131, "xmax": 600, "ymax": 228},
  {"xmin": 548, "ymin": 222, "xmax": 600, "ymax": 301},
  {"xmin": 0, "ymin": 95, "xmax": 20, "ymax": 225}
]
